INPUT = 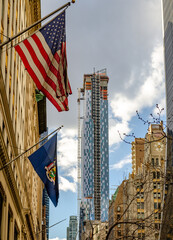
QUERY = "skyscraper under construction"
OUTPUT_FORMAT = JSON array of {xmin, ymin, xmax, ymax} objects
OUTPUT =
[{"xmin": 78, "ymin": 70, "xmax": 109, "ymax": 227}]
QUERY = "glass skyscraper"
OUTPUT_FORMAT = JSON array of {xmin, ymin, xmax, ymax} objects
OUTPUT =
[
  {"xmin": 67, "ymin": 216, "xmax": 78, "ymax": 240},
  {"xmin": 80, "ymin": 71, "xmax": 109, "ymax": 223},
  {"xmin": 160, "ymin": 1, "xmax": 173, "ymax": 238},
  {"xmin": 162, "ymin": 1, "xmax": 173, "ymax": 165}
]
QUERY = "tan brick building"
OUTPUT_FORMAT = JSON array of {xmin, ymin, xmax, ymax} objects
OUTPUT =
[{"xmin": 132, "ymin": 138, "xmax": 144, "ymax": 175}]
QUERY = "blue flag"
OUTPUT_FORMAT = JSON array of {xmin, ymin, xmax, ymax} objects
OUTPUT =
[{"xmin": 28, "ymin": 133, "xmax": 59, "ymax": 207}]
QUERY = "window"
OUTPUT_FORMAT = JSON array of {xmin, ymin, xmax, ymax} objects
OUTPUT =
[
  {"xmin": 158, "ymin": 203, "xmax": 161, "ymax": 209},
  {"xmin": 154, "ymin": 203, "xmax": 157, "ymax": 209},
  {"xmin": 153, "ymin": 172, "xmax": 156, "ymax": 179},
  {"xmin": 152, "ymin": 158, "xmax": 154, "ymax": 167},
  {"xmin": 157, "ymin": 172, "xmax": 160, "ymax": 179},
  {"xmin": 7, "ymin": 206, "xmax": 13, "ymax": 240},
  {"xmin": 118, "ymin": 230, "xmax": 121, "ymax": 236},
  {"xmin": 156, "ymin": 158, "xmax": 159, "ymax": 166},
  {"xmin": 138, "ymin": 233, "xmax": 141, "ymax": 238},
  {"xmin": 155, "ymin": 223, "xmax": 160, "ymax": 230},
  {"xmin": 117, "ymin": 214, "xmax": 121, "ymax": 220},
  {"xmin": 141, "ymin": 192, "xmax": 144, "ymax": 199},
  {"xmin": 137, "ymin": 212, "xmax": 144, "ymax": 219},
  {"xmin": 153, "ymin": 183, "xmax": 157, "ymax": 189},
  {"xmin": 154, "ymin": 193, "xmax": 157, "ymax": 198},
  {"xmin": 137, "ymin": 202, "xmax": 140, "ymax": 209},
  {"xmin": 117, "ymin": 206, "xmax": 121, "ymax": 212},
  {"xmin": 14, "ymin": 222, "xmax": 20, "ymax": 240},
  {"xmin": 141, "ymin": 212, "xmax": 144, "ymax": 219}
]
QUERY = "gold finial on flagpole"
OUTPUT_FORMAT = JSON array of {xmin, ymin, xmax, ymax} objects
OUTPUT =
[{"xmin": 72, "ymin": 0, "xmax": 75, "ymax": 3}]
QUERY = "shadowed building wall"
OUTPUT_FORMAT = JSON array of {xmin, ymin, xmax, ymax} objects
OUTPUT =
[
  {"xmin": 161, "ymin": 1, "xmax": 173, "ymax": 238},
  {"xmin": 0, "ymin": 0, "xmax": 43, "ymax": 239}
]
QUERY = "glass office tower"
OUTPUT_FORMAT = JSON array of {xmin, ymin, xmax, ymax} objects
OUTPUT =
[
  {"xmin": 160, "ymin": 1, "xmax": 173, "ymax": 238},
  {"xmin": 67, "ymin": 216, "xmax": 78, "ymax": 240}
]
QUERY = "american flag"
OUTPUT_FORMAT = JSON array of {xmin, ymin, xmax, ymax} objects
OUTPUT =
[{"xmin": 15, "ymin": 11, "xmax": 72, "ymax": 111}]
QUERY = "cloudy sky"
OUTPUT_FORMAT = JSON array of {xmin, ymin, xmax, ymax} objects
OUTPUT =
[{"xmin": 41, "ymin": 0, "xmax": 165, "ymax": 239}]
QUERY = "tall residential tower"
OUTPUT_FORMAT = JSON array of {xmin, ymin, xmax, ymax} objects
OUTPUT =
[{"xmin": 79, "ymin": 70, "xmax": 109, "ymax": 230}]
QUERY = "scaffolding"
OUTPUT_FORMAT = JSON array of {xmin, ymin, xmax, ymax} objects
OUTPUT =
[{"xmin": 77, "ymin": 88, "xmax": 84, "ymax": 239}]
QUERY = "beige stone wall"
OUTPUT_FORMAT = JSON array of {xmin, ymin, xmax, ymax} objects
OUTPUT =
[{"xmin": 0, "ymin": 0, "xmax": 42, "ymax": 239}]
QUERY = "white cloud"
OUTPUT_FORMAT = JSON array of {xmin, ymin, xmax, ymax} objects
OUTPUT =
[
  {"xmin": 109, "ymin": 119, "xmax": 131, "ymax": 146},
  {"xmin": 49, "ymin": 238, "xmax": 66, "ymax": 240},
  {"xmin": 59, "ymin": 176, "xmax": 77, "ymax": 193},
  {"xmin": 57, "ymin": 129, "xmax": 77, "ymax": 169},
  {"xmin": 65, "ymin": 167, "xmax": 77, "ymax": 183},
  {"xmin": 109, "ymin": 44, "xmax": 164, "ymax": 146},
  {"xmin": 56, "ymin": 129, "xmax": 78, "ymax": 193},
  {"xmin": 110, "ymin": 155, "xmax": 132, "ymax": 170}
]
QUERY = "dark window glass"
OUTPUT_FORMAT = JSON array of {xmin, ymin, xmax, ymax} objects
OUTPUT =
[
  {"xmin": 14, "ymin": 223, "xmax": 19, "ymax": 240},
  {"xmin": 153, "ymin": 172, "xmax": 156, "ymax": 179},
  {"xmin": 157, "ymin": 171, "xmax": 160, "ymax": 179},
  {"xmin": 7, "ymin": 210, "xmax": 12, "ymax": 240},
  {"xmin": 141, "ymin": 202, "xmax": 144, "ymax": 209},
  {"xmin": 137, "ymin": 202, "xmax": 140, "ymax": 209},
  {"xmin": 152, "ymin": 158, "xmax": 154, "ymax": 166},
  {"xmin": 154, "ymin": 203, "xmax": 157, "ymax": 209},
  {"xmin": 156, "ymin": 158, "xmax": 159, "ymax": 166}
]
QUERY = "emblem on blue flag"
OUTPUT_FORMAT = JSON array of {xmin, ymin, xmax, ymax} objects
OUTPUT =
[
  {"xmin": 28, "ymin": 133, "xmax": 59, "ymax": 207},
  {"xmin": 45, "ymin": 161, "xmax": 56, "ymax": 184}
]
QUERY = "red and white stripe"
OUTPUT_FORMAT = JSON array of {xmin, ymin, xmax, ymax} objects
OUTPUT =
[{"xmin": 15, "ymin": 31, "xmax": 72, "ymax": 112}]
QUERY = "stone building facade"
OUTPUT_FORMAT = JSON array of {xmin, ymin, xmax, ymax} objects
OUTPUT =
[
  {"xmin": 109, "ymin": 123, "xmax": 166, "ymax": 240},
  {"xmin": 124, "ymin": 123, "xmax": 166, "ymax": 239},
  {"xmin": 0, "ymin": 0, "xmax": 43, "ymax": 239},
  {"xmin": 108, "ymin": 181, "xmax": 125, "ymax": 240}
]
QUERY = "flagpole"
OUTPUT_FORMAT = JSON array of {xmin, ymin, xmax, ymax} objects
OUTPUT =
[
  {"xmin": 35, "ymin": 218, "xmax": 67, "ymax": 235},
  {"xmin": 0, "ymin": 125, "xmax": 63, "ymax": 171},
  {"xmin": 0, "ymin": 2, "xmax": 71, "ymax": 48}
]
